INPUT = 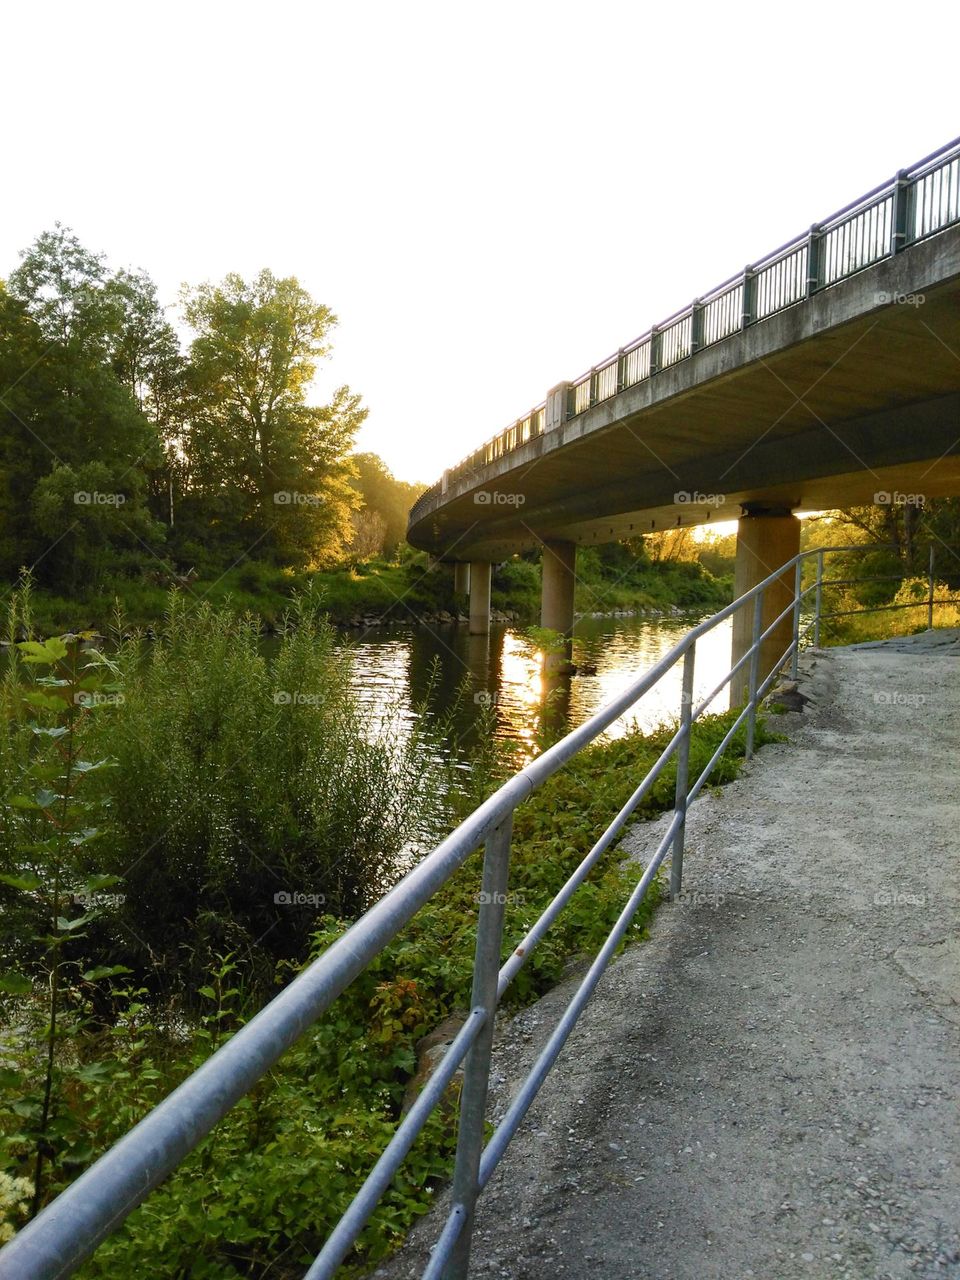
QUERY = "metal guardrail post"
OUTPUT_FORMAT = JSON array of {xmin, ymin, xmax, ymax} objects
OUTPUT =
[
  {"xmin": 790, "ymin": 560, "xmax": 803, "ymax": 679},
  {"xmin": 806, "ymin": 224, "xmax": 822, "ymax": 297},
  {"xmin": 690, "ymin": 299, "xmax": 703, "ymax": 354},
  {"xmin": 928, "ymin": 544, "xmax": 935, "ymax": 630},
  {"xmin": 741, "ymin": 266, "xmax": 757, "ymax": 327},
  {"xmin": 745, "ymin": 589, "xmax": 764, "ymax": 759},
  {"xmin": 616, "ymin": 348, "xmax": 626, "ymax": 392},
  {"xmin": 445, "ymin": 816, "xmax": 514, "ymax": 1279},
  {"xmin": 814, "ymin": 549, "xmax": 825, "ymax": 646},
  {"xmin": 669, "ymin": 645, "xmax": 696, "ymax": 900},
  {"xmin": 891, "ymin": 168, "xmax": 912, "ymax": 252},
  {"xmin": 564, "ymin": 384, "xmax": 575, "ymax": 422},
  {"xmin": 649, "ymin": 326, "xmax": 661, "ymax": 376}
]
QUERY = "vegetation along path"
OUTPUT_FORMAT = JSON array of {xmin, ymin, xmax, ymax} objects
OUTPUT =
[{"xmin": 379, "ymin": 634, "xmax": 960, "ymax": 1280}]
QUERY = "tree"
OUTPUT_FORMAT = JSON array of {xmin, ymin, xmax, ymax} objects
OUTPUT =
[
  {"xmin": 102, "ymin": 269, "xmax": 186, "ymax": 526},
  {"xmin": 347, "ymin": 452, "xmax": 426, "ymax": 560},
  {"xmin": 1, "ymin": 228, "xmax": 165, "ymax": 586},
  {"xmin": 181, "ymin": 270, "xmax": 365, "ymax": 565}
]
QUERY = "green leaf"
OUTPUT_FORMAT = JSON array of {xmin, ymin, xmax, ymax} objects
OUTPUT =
[
  {"xmin": 81, "ymin": 873, "xmax": 122, "ymax": 893},
  {"xmin": 0, "ymin": 871, "xmax": 42, "ymax": 891},
  {"xmin": 0, "ymin": 972, "xmax": 33, "ymax": 995},
  {"xmin": 82, "ymin": 965, "xmax": 132, "ymax": 982},
  {"xmin": 17, "ymin": 640, "xmax": 54, "ymax": 663},
  {"xmin": 24, "ymin": 690, "xmax": 70, "ymax": 711},
  {"xmin": 35, "ymin": 788, "xmax": 58, "ymax": 809},
  {"xmin": 17, "ymin": 636, "xmax": 69, "ymax": 664},
  {"xmin": 0, "ymin": 1067, "xmax": 21, "ymax": 1088},
  {"xmin": 8, "ymin": 794, "xmax": 40, "ymax": 810},
  {"xmin": 32, "ymin": 725, "xmax": 68, "ymax": 739},
  {"xmin": 73, "ymin": 758, "xmax": 114, "ymax": 775},
  {"xmin": 57, "ymin": 915, "xmax": 92, "ymax": 932},
  {"xmin": 197, "ymin": 986, "xmax": 217, "ymax": 999},
  {"xmin": 68, "ymin": 827, "xmax": 102, "ymax": 847}
]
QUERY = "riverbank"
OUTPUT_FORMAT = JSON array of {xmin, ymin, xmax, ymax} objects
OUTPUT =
[
  {"xmin": 15, "ymin": 552, "xmax": 733, "ymax": 637},
  {"xmin": 0, "ymin": 696, "xmax": 774, "ymax": 1274}
]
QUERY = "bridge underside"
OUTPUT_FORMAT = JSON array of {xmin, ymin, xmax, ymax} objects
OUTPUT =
[{"xmin": 409, "ymin": 226, "xmax": 960, "ymax": 563}]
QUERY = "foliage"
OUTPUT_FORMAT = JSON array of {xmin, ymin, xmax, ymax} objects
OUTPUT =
[
  {"xmin": 802, "ymin": 510, "xmax": 960, "ymax": 643},
  {"xmin": 178, "ymin": 270, "xmax": 366, "ymax": 567},
  {"xmin": 0, "ymin": 622, "xmax": 126, "ymax": 1211},
  {"xmin": 0, "ymin": 607, "xmax": 776, "ymax": 1274},
  {"xmin": 347, "ymin": 454, "xmax": 426, "ymax": 561},
  {"xmin": 74, "ymin": 590, "xmax": 450, "ymax": 1000}
]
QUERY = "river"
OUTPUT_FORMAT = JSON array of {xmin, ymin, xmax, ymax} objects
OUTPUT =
[{"xmin": 337, "ymin": 612, "xmax": 733, "ymax": 770}]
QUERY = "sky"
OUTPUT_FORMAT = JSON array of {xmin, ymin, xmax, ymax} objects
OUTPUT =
[{"xmin": 1, "ymin": 1, "xmax": 958, "ymax": 484}]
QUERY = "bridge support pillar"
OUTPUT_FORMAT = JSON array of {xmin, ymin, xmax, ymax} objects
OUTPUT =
[
  {"xmin": 469, "ymin": 561, "xmax": 492, "ymax": 635},
  {"xmin": 541, "ymin": 539, "xmax": 577, "ymax": 636},
  {"xmin": 731, "ymin": 507, "xmax": 801, "ymax": 701},
  {"xmin": 453, "ymin": 562, "xmax": 471, "ymax": 596}
]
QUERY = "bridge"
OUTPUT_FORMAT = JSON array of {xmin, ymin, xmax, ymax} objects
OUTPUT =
[
  {"xmin": 4, "ymin": 141, "xmax": 960, "ymax": 1280},
  {"xmin": 408, "ymin": 137, "xmax": 960, "ymax": 686}
]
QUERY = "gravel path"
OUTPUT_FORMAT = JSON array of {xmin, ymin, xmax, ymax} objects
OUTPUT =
[{"xmin": 376, "ymin": 634, "xmax": 960, "ymax": 1280}]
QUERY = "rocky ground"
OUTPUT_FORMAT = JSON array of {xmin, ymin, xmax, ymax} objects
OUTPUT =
[{"xmin": 374, "ymin": 633, "xmax": 960, "ymax": 1280}]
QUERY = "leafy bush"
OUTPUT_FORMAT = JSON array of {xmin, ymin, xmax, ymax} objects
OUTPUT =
[{"xmin": 80, "ymin": 590, "xmax": 449, "ymax": 999}]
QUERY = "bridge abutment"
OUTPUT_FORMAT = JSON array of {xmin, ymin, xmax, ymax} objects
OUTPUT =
[
  {"xmin": 469, "ymin": 561, "xmax": 492, "ymax": 634},
  {"xmin": 731, "ymin": 508, "xmax": 800, "ymax": 701}
]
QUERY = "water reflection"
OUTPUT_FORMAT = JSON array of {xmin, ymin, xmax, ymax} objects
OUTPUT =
[{"xmin": 337, "ymin": 613, "xmax": 733, "ymax": 769}]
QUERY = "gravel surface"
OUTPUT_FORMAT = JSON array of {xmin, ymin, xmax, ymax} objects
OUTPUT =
[{"xmin": 374, "ymin": 634, "xmax": 960, "ymax": 1280}]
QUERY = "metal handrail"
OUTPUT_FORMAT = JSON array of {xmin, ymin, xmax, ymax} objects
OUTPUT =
[
  {"xmin": 0, "ymin": 542, "xmax": 954, "ymax": 1279},
  {"xmin": 409, "ymin": 134, "xmax": 960, "ymax": 530}
]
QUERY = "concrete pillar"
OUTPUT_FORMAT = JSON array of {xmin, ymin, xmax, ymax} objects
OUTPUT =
[
  {"xmin": 545, "ymin": 382, "xmax": 572, "ymax": 433},
  {"xmin": 540, "ymin": 539, "xmax": 577, "ymax": 636},
  {"xmin": 731, "ymin": 508, "xmax": 801, "ymax": 701},
  {"xmin": 453, "ymin": 562, "xmax": 471, "ymax": 596},
  {"xmin": 469, "ymin": 561, "xmax": 492, "ymax": 635}
]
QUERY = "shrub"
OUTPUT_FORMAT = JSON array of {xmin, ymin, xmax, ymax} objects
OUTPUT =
[{"xmin": 77, "ymin": 590, "xmax": 451, "ymax": 1000}]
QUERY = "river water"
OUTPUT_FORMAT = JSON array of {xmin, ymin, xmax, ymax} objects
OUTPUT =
[{"xmin": 337, "ymin": 612, "xmax": 733, "ymax": 769}]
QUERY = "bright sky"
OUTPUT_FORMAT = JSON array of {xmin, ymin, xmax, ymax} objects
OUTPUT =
[{"xmin": 1, "ymin": 2, "xmax": 957, "ymax": 484}]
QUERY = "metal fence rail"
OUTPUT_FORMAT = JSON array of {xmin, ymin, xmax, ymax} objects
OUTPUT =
[
  {"xmin": 1, "ymin": 543, "xmax": 956, "ymax": 1280},
  {"xmin": 409, "ymin": 134, "xmax": 960, "ymax": 531}
]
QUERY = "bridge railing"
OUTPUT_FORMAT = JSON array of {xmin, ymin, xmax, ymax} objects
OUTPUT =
[
  {"xmin": 408, "ymin": 134, "xmax": 960, "ymax": 531},
  {"xmin": 7, "ymin": 543, "xmax": 957, "ymax": 1279}
]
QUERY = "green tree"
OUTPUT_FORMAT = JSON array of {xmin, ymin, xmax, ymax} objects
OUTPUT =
[
  {"xmin": 2, "ymin": 229, "xmax": 165, "ymax": 587},
  {"xmin": 347, "ymin": 452, "xmax": 426, "ymax": 561},
  {"xmin": 181, "ymin": 270, "xmax": 365, "ymax": 565}
]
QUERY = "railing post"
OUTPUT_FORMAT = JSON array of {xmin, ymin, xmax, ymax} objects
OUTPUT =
[
  {"xmin": 806, "ymin": 225, "xmax": 822, "ymax": 297},
  {"xmin": 927, "ymin": 543, "xmax": 935, "ymax": 630},
  {"xmin": 891, "ymin": 169, "xmax": 912, "ymax": 253},
  {"xmin": 745, "ymin": 589, "xmax": 763, "ymax": 760},
  {"xmin": 669, "ymin": 645, "xmax": 696, "ymax": 900},
  {"xmin": 564, "ymin": 383, "xmax": 576, "ymax": 421},
  {"xmin": 790, "ymin": 559, "xmax": 802, "ymax": 680},
  {"xmin": 741, "ymin": 266, "xmax": 757, "ymax": 328},
  {"xmin": 445, "ymin": 816, "xmax": 514, "ymax": 1279},
  {"xmin": 648, "ymin": 327, "xmax": 661, "ymax": 376},
  {"xmin": 813, "ymin": 549, "xmax": 824, "ymax": 647},
  {"xmin": 588, "ymin": 367, "xmax": 598, "ymax": 407},
  {"xmin": 616, "ymin": 348, "xmax": 626, "ymax": 392},
  {"xmin": 690, "ymin": 299, "xmax": 703, "ymax": 354}
]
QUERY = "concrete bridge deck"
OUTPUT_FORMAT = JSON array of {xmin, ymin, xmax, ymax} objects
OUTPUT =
[{"xmin": 378, "ymin": 634, "xmax": 960, "ymax": 1280}]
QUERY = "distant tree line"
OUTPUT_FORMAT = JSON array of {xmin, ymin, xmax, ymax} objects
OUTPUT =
[{"xmin": 0, "ymin": 225, "xmax": 423, "ymax": 595}]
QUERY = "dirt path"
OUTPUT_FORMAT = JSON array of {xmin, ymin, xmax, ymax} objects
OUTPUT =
[{"xmin": 375, "ymin": 635, "xmax": 960, "ymax": 1280}]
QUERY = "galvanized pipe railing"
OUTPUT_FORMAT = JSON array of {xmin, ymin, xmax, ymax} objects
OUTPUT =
[
  {"xmin": 2, "ymin": 542, "xmax": 957, "ymax": 1280},
  {"xmin": 408, "ymin": 134, "xmax": 960, "ymax": 531}
]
